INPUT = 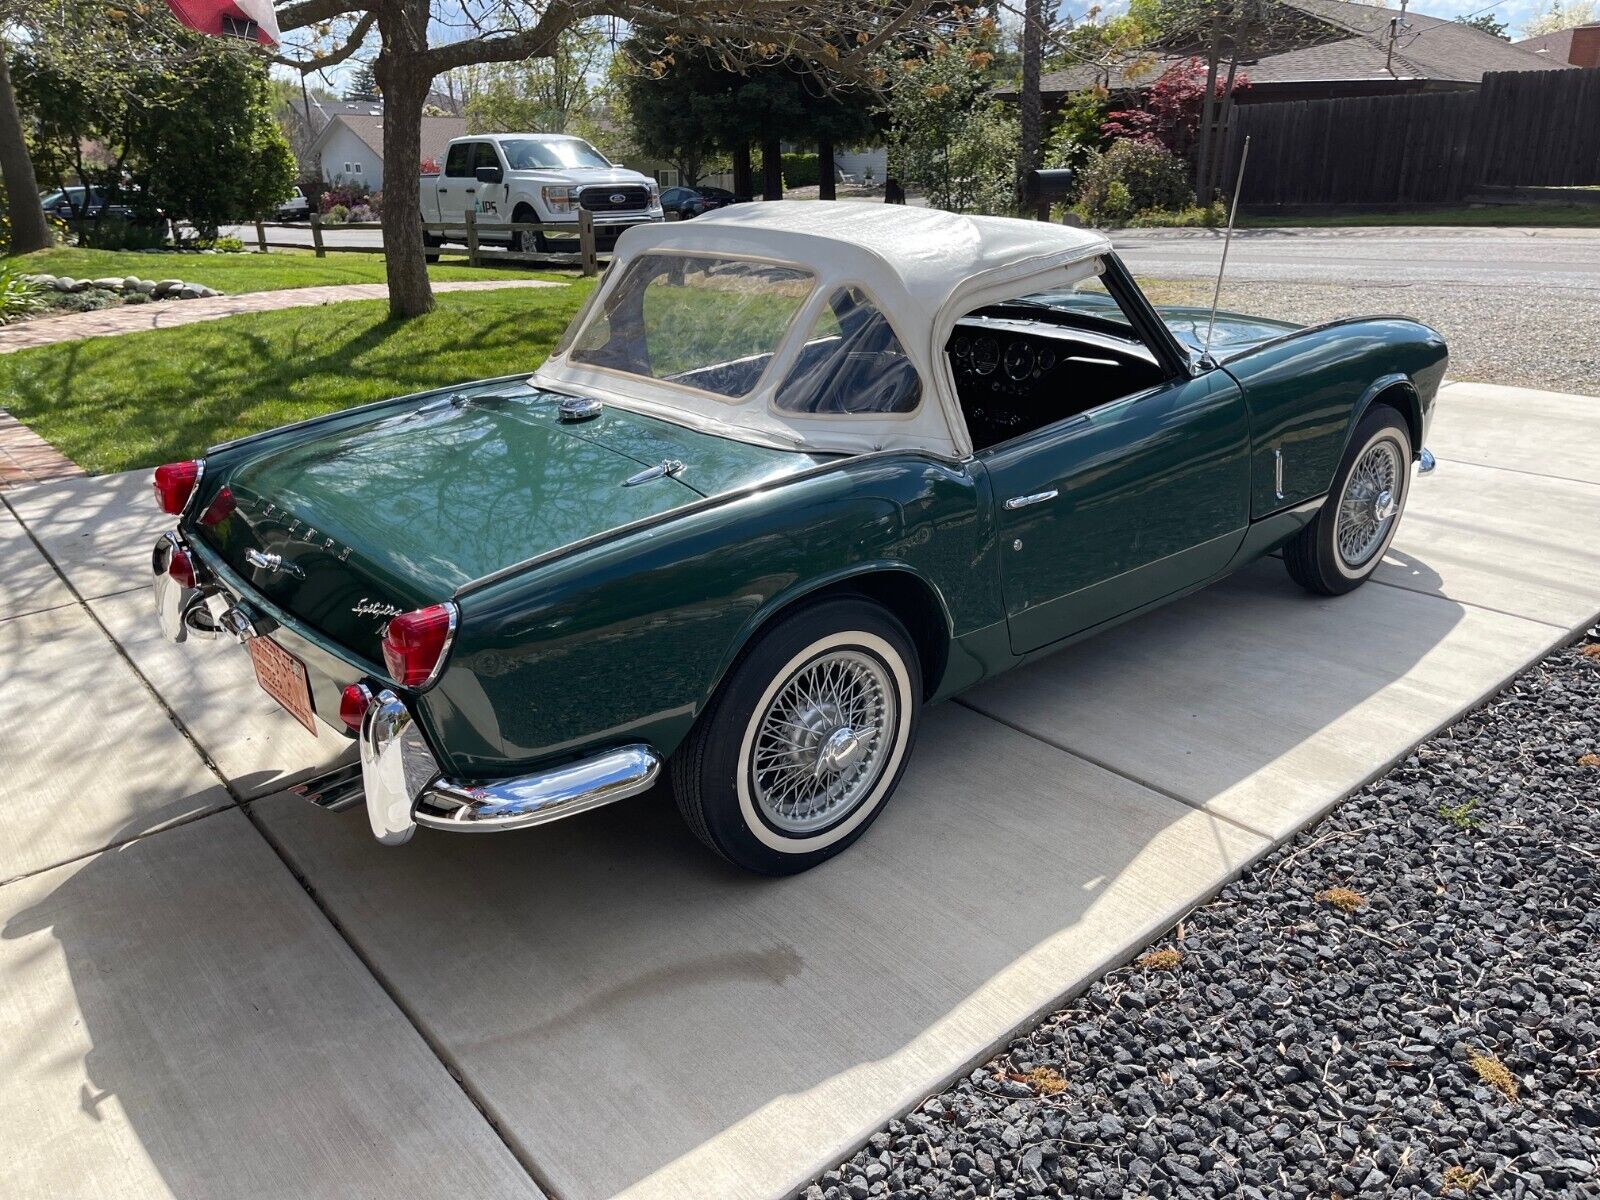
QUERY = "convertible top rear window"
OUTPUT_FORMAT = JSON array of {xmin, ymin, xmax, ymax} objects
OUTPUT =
[{"xmin": 571, "ymin": 254, "xmax": 814, "ymax": 399}]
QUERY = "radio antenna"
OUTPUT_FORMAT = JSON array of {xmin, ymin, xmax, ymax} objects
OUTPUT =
[{"xmin": 1203, "ymin": 134, "xmax": 1251, "ymax": 359}]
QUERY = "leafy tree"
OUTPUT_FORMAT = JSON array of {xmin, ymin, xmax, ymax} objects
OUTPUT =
[
  {"xmin": 1101, "ymin": 56, "xmax": 1248, "ymax": 160},
  {"xmin": 1454, "ymin": 13, "xmax": 1510, "ymax": 38},
  {"xmin": 461, "ymin": 23, "xmax": 608, "ymax": 135},
  {"xmin": 620, "ymin": 31, "xmax": 876, "ymax": 198},
  {"xmin": 884, "ymin": 18, "xmax": 1019, "ymax": 214},
  {"xmin": 133, "ymin": 48, "xmax": 296, "ymax": 239},
  {"xmin": 344, "ymin": 60, "xmax": 378, "ymax": 99},
  {"xmin": 1523, "ymin": 0, "xmax": 1596, "ymax": 35},
  {"xmin": 15, "ymin": 31, "xmax": 294, "ymax": 243}
]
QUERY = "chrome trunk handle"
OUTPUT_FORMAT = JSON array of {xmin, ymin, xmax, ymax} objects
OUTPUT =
[{"xmin": 1003, "ymin": 489, "xmax": 1059, "ymax": 511}]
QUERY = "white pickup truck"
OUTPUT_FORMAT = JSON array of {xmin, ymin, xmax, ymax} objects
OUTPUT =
[{"xmin": 421, "ymin": 133, "xmax": 663, "ymax": 253}]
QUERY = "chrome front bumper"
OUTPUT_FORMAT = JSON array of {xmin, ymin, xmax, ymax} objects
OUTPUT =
[{"xmin": 354, "ymin": 690, "xmax": 661, "ymax": 845}]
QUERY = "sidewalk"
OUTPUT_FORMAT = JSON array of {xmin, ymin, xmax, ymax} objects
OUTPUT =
[{"xmin": 0, "ymin": 279, "xmax": 565, "ymax": 355}]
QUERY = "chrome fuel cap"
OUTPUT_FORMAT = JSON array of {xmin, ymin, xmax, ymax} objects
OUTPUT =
[{"xmin": 558, "ymin": 396, "xmax": 602, "ymax": 422}]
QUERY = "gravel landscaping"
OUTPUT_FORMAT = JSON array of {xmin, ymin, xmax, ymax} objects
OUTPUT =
[
  {"xmin": 1143, "ymin": 278, "xmax": 1600, "ymax": 398},
  {"xmin": 814, "ymin": 633, "xmax": 1600, "ymax": 1200}
]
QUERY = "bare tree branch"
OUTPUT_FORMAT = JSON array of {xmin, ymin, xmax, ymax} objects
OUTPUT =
[{"xmin": 271, "ymin": 9, "xmax": 376, "ymax": 71}]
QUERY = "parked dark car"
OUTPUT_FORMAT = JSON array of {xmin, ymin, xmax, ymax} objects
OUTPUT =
[
  {"xmin": 40, "ymin": 186, "xmax": 139, "ymax": 222},
  {"xmin": 659, "ymin": 186, "xmax": 708, "ymax": 219},
  {"xmin": 696, "ymin": 186, "xmax": 738, "ymax": 210}
]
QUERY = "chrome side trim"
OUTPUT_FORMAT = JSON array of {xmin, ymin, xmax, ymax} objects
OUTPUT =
[
  {"xmin": 1274, "ymin": 447, "xmax": 1286, "ymax": 501},
  {"xmin": 622, "ymin": 459, "xmax": 685, "ymax": 487},
  {"xmin": 414, "ymin": 744, "xmax": 661, "ymax": 834},
  {"xmin": 1418, "ymin": 447, "xmax": 1436, "ymax": 474}
]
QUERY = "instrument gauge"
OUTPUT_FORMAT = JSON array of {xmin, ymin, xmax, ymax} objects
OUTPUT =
[
  {"xmin": 1003, "ymin": 342, "xmax": 1035, "ymax": 381},
  {"xmin": 970, "ymin": 336, "xmax": 1000, "ymax": 376},
  {"xmin": 1036, "ymin": 347, "xmax": 1057, "ymax": 373},
  {"xmin": 951, "ymin": 335, "xmax": 971, "ymax": 359}
]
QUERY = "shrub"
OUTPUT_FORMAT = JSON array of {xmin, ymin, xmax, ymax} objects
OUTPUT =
[
  {"xmin": 74, "ymin": 216, "xmax": 171, "ymax": 251},
  {"xmin": 347, "ymin": 204, "xmax": 376, "ymax": 224},
  {"xmin": 324, "ymin": 204, "xmax": 351, "ymax": 225},
  {"xmin": 1126, "ymin": 201, "xmax": 1228, "ymax": 228},
  {"xmin": 781, "ymin": 153, "xmax": 820, "ymax": 189},
  {"xmin": 47, "ymin": 289, "xmax": 119, "ymax": 314},
  {"xmin": 1075, "ymin": 139, "xmax": 1194, "ymax": 226},
  {"xmin": 210, "ymin": 235, "xmax": 246, "ymax": 252},
  {"xmin": 0, "ymin": 266, "xmax": 46, "ymax": 324}
]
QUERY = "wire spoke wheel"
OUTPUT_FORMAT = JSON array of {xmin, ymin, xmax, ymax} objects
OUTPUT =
[
  {"xmin": 750, "ymin": 649, "xmax": 897, "ymax": 836},
  {"xmin": 1335, "ymin": 438, "xmax": 1402, "ymax": 569}
]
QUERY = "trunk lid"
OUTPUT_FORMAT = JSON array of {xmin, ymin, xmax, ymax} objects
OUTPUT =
[{"xmin": 195, "ymin": 381, "xmax": 832, "ymax": 659}]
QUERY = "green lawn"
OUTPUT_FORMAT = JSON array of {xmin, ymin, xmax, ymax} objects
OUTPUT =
[
  {"xmin": 4, "ymin": 246, "xmax": 571, "ymax": 293},
  {"xmin": 1242, "ymin": 204, "xmax": 1600, "ymax": 229},
  {"xmin": 0, "ymin": 285, "xmax": 594, "ymax": 474}
]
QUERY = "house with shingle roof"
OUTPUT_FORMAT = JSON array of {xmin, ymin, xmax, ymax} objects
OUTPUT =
[
  {"xmin": 1002, "ymin": 0, "xmax": 1573, "ymax": 109},
  {"xmin": 1516, "ymin": 21, "xmax": 1600, "ymax": 68},
  {"xmin": 307, "ymin": 114, "xmax": 468, "ymax": 191}
]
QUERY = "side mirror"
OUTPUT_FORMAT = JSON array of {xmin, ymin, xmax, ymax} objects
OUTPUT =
[{"xmin": 475, "ymin": 165, "xmax": 504, "ymax": 185}]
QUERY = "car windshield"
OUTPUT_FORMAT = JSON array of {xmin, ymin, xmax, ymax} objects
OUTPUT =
[
  {"xmin": 570, "ymin": 253, "xmax": 815, "ymax": 399},
  {"xmin": 1011, "ymin": 280, "xmax": 1131, "ymax": 330},
  {"xmin": 498, "ymin": 138, "xmax": 612, "ymax": 170}
]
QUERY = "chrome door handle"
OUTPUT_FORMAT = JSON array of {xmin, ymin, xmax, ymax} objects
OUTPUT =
[{"xmin": 1003, "ymin": 489, "xmax": 1059, "ymax": 511}]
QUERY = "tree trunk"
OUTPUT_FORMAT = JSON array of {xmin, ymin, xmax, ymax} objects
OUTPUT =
[
  {"xmin": 0, "ymin": 50, "xmax": 52, "ymax": 255},
  {"xmin": 732, "ymin": 143, "xmax": 753, "ymax": 199},
  {"xmin": 761, "ymin": 135, "xmax": 783, "ymax": 200},
  {"xmin": 1207, "ymin": 57, "xmax": 1241, "ymax": 208},
  {"xmin": 1194, "ymin": 11, "xmax": 1223, "ymax": 206},
  {"xmin": 817, "ymin": 134, "xmax": 835, "ymax": 200},
  {"xmin": 1016, "ymin": 0, "xmax": 1043, "ymax": 211},
  {"xmin": 374, "ymin": 5, "xmax": 435, "ymax": 318}
]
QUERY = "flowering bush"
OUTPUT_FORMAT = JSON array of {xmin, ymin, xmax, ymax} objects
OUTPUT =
[
  {"xmin": 324, "ymin": 203, "xmax": 350, "ymax": 225},
  {"xmin": 318, "ymin": 183, "xmax": 372, "ymax": 214}
]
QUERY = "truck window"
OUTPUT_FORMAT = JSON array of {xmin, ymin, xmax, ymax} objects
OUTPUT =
[
  {"xmin": 445, "ymin": 143, "xmax": 474, "ymax": 177},
  {"xmin": 474, "ymin": 142, "xmax": 502, "ymax": 173}
]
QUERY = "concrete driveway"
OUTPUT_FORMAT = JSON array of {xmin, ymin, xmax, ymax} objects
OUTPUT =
[{"xmin": 1, "ymin": 381, "xmax": 1596, "ymax": 1199}]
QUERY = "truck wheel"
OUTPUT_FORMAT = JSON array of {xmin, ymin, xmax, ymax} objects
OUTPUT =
[
  {"xmin": 670, "ymin": 598, "xmax": 922, "ymax": 875},
  {"xmin": 1284, "ymin": 405, "xmax": 1412, "ymax": 596},
  {"xmin": 510, "ymin": 205, "xmax": 545, "ymax": 255}
]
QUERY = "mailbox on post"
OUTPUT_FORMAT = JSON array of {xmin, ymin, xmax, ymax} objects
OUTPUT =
[{"xmin": 1023, "ymin": 169, "xmax": 1076, "ymax": 220}]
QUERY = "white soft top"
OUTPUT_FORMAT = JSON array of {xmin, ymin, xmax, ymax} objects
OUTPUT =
[{"xmin": 533, "ymin": 201, "xmax": 1111, "ymax": 458}]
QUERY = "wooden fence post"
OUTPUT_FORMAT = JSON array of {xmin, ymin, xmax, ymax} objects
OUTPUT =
[
  {"xmin": 309, "ymin": 213, "xmax": 325, "ymax": 258},
  {"xmin": 579, "ymin": 209, "xmax": 597, "ymax": 277},
  {"xmin": 465, "ymin": 209, "xmax": 481, "ymax": 268},
  {"xmin": 254, "ymin": 219, "xmax": 267, "ymax": 253}
]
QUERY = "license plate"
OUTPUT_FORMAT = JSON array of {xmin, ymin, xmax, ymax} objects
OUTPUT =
[{"xmin": 248, "ymin": 636, "xmax": 318, "ymax": 737}]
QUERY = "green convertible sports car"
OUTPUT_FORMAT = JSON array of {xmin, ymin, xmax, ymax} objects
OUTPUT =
[{"xmin": 151, "ymin": 202, "xmax": 1445, "ymax": 874}]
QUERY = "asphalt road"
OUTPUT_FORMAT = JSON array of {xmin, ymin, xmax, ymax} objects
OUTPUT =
[
  {"xmin": 233, "ymin": 221, "xmax": 1600, "ymax": 293},
  {"xmin": 1111, "ymin": 226, "xmax": 1600, "ymax": 292}
]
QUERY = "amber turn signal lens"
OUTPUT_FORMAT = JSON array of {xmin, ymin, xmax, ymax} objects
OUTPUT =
[
  {"xmin": 153, "ymin": 460, "xmax": 201, "ymax": 515},
  {"xmin": 381, "ymin": 603, "xmax": 456, "ymax": 688}
]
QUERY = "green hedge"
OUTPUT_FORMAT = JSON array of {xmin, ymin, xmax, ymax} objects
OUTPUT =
[{"xmin": 781, "ymin": 153, "xmax": 820, "ymax": 189}]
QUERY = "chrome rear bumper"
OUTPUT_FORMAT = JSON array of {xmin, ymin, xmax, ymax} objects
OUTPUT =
[{"xmin": 357, "ymin": 690, "xmax": 661, "ymax": 845}]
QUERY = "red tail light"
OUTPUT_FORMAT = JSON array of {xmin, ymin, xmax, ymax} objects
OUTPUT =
[
  {"xmin": 153, "ymin": 460, "xmax": 201, "ymax": 514},
  {"xmin": 167, "ymin": 546, "xmax": 197, "ymax": 589},
  {"xmin": 198, "ymin": 486, "xmax": 236, "ymax": 526},
  {"xmin": 381, "ymin": 603, "xmax": 457, "ymax": 688},
  {"xmin": 339, "ymin": 683, "xmax": 373, "ymax": 732}
]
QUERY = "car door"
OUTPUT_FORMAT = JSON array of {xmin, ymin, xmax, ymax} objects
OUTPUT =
[
  {"xmin": 435, "ymin": 142, "xmax": 476, "ymax": 226},
  {"xmin": 472, "ymin": 141, "xmax": 509, "ymax": 229},
  {"xmin": 981, "ymin": 267, "xmax": 1252, "ymax": 655}
]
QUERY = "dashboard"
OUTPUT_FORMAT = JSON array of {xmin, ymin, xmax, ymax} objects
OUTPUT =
[{"xmin": 946, "ymin": 316, "xmax": 1165, "ymax": 450}]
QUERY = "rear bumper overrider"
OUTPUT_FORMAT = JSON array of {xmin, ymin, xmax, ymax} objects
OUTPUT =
[{"xmin": 152, "ymin": 531, "xmax": 661, "ymax": 846}]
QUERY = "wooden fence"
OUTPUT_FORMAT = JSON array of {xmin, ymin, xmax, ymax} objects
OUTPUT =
[
  {"xmin": 249, "ymin": 207, "xmax": 602, "ymax": 276},
  {"xmin": 1220, "ymin": 66, "xmax": 1600, "ymax": 208}
]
